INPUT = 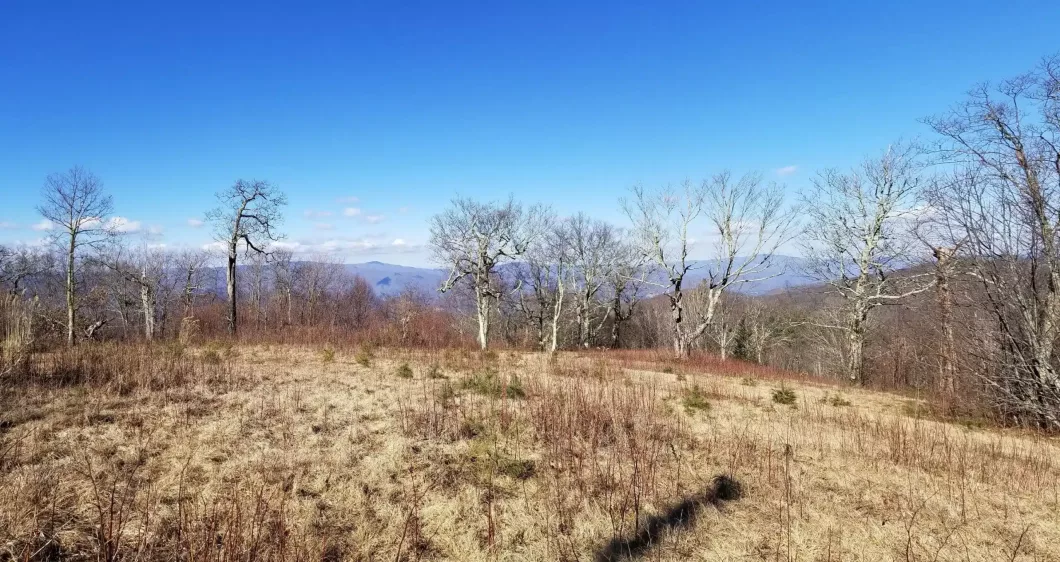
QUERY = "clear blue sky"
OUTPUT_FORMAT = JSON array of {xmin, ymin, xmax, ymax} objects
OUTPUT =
[{"xmin": 1, "ymin": 1, "xmax": 1057, "ymax": 265}]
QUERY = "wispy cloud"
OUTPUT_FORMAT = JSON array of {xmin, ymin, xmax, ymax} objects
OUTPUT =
[
  {"xmin": 314, "ymin": 222, "xmax": 335, "ymax": 231},
  {"xmin": 343, "ymin": 207, "xmax": 362, "ymax": 217},
  {"xmin": 32, "ymin": 219, "xmax": 54, "ymax": 231},
  {"xmin": 337, "ymin": 196, "xmax": 360, "ymax": 204},
  {"xmin": 108, "ymin": 216, "xmax": 142, "ymax": 233},
  {"xmin": 364, "ymin": 214, "xmax": 385, "ymax": 224},
  {"xmin": 398, "ymin": 206, "xmax": 410, "ymax": 214},
  {"xmin": 304, "ymin": 210, "xmax": 334, "ymax": 219},
  {"xmin": 260, "ymin": 235, "xmax": 422, "ymax": 257},
  {"xmin": 187, "ymin": 218, "xmax": 204, "ymax": 228},
  {"xmin": 776, "ymin": 165, "xmax": 798, "ymax": 177},
  {"xmin": 0, "ymin": 221, "xmax": 17, "ymax": 229}
]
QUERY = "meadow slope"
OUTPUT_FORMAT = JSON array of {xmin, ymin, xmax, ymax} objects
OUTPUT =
[{"xmin": 2, "ymin": 345, "xmax": 1058, "ymax": 561}]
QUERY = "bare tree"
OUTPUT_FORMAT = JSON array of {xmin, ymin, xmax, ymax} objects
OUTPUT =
[
  {"xmin": 37, "ymin": 166, "xmax": 114, "ymax": 346},
  {"xmin": 517, "ymin": 218, "xmax": 571, "ymax": 354},
  {"xmin": 429, "ymin": 197, "xmax": 548, "ymax": 350},
  {"xmin": 96, "ymin": 239, "xmax": 171, "ymax": 341},
  {"xmin": 624, "ymin": 173, "xmax": 797, "ymax": 357},
  {"xmin": 0, "ymin": 245, "xmax": 53, "ymax": 295},
  {"xmin": 566, "ymin": 214, "xmax": 622, "ymax": 348},
  {"xmin": 270, "ymin": 249, "xmax": 296, "ymax": 325},
  {"xmin": 924, "ymin": 55, "xmax": 1060, "ymax": 428},
  {"xmin": 296, "ymin": 255, "xmax": 343, "ymax": 325},
  {"xmin": 802, "ymin": 143, "xmax": 933, "ymax": 383},
  {"xmin": 174, "ymin": 249, "xmax": 210, "ymax": 320},
  {"xmin": 206, "ymin": 180, "xmax": 286, "ymax": 336},
  {"xmin": 603, "ymin": 237, "xmax": 648, "ymax": 348}
]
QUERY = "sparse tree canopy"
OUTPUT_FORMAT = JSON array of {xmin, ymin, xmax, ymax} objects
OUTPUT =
[
  {"xmin": 801, "ymin": 142, "xmax": 933, "ymax": 383},
  {"xmin": 429, "ymin": 196, "xmax": 549, "ymax": 350},
  {"xmin": 206, "ymin": 179, "xmax": 287, "ymax": 336},
  {"xmin": 624, "ymin": 172, "xmax": 798, "ymax": 357},
  {"xmin": 37, "ymin": 166, "xmax": 114, "ymax": 346}
]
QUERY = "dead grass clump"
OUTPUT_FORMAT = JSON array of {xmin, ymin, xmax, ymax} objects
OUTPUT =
[
  {"xmin": 321, "ymin": 347, "xmax": 336, "ymax": 363},
  {"xmin": 395, "ymin": 363, "xmax": 414, "ymax": 379}
]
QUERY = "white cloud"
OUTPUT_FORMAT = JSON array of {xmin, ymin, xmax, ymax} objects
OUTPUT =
[
  {"xmin": 343, "ymin": 207, "xmax": 362, "ymax": 217},
  {"xmin": 255, "ymin": 235, "xmax": 423, "ymax": 258},
  {"xmin": 32, "ymin": 219, "xmax": 54, "ymax": 231},
  {"xmin": 337, "ymin": 196, "xmax": 359, "ymax": 204},
  {"xmin": 364, "ymin": 214, "xmax": 385, "ymax": 224},
  {"xmin": 187, "ymin": 218, "xmax": 204, "ymax": 228},
  {"xmin": 776, "ymin": 165, "xmax": 798, "ymax": 177},
  {"xmin": 314, "ymin": 222, "xmax": 335, "ymax": 231},
  {"xmin": 0, "ymin": 221, "xmax": 16, "ymax": 229},
  {"xmin": 108, "ymin": 216, "xmax": 142, "ymax": 233},
  {"xmin": 148, "ymin": 225, "xmax": 164, "ymax": 235},
  {"xmin": 304, "ymin": 210, "xmax": 334, "ymax": 219},
  {"xmin": 201, "ymin": 241, "xmax": 227, "ymax": 253},
  {"xmin": 398, "ymin": 206, "xmax": 410, "ymax": 214}
]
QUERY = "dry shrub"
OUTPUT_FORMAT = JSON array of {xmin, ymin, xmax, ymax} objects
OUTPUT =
[{"xmin": 1, "ymin": 343, "xmax": 238, "ymax": 396}]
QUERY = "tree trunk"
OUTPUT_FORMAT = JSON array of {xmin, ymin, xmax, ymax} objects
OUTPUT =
[
  {"xmin": 226, "ymin": 243, "xmax": 238, "ymax": 336},
  {"xmin": 549, "ymin": 280, "xmax": 565, "ymax": 354},
  {"xmin": 846, "ymin": 311, "xmax": 866, "ymax": 384},
  {"xmin": 933, "ymin": 248, "xmax": 956, "ymax": 396},
  {"xmin": 66, "ymin": 232, "xmax": 76, "ymax": 347},
  {"xmin": 140, "ymin": 269, "xmax": 155, "ymax": 341},
  {"xmin": 475, "ymin": 287, "xmax": 490, "ymax": 350}
]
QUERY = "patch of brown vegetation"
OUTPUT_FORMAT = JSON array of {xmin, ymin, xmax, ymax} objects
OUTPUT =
[{"xmin": 1, "ymin": 344, "xmax": 1058, "ymax": 560}]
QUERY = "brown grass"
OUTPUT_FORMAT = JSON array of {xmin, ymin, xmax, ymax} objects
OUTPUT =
[{"xmin": 2, "ymin": 344, "xmax": 1058, "ymax": 560}]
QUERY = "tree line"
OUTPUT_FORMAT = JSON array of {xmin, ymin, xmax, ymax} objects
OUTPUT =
[{"xmin": 3, "ymin": 54, "xmax": 1059, "ymax": 430}]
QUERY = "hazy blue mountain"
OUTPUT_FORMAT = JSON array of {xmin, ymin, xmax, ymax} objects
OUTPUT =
[
  {"xmin": 209, "ymin": 256, "xmax": 812, "ymax": 299},
  {"xmin": 342, "ymin": 261, "xmax": 448, "ymax": 297}
]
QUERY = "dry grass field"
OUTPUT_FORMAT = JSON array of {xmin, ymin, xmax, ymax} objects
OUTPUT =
[{"xmin": 2, "ymin": 344, "xmax": 1059, "ymax": 561}]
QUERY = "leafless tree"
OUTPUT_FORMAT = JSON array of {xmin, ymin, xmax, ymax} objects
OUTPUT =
[
  {"xmin": 206, "ymin": 179, "xmax": 286, "ymax": 336},
  {"xmin": 37, "ymin": 166, "xmax": 114, "ymax": 346},
  {"xmin": 270, "ymin": 249, "xmax": 296, "ymax": 325},
  {"xmin": 96, "ymin": 239, "xmax": 171, "ymax": 341},
  {"xmin": 801, "ymin": 143, "xmax": 934, "ymax": 383},
  {"xmin": 517, "ymin": 217, "xmax": 571, "ymax": 354},
  {"xmin": 624, "ymin": 172, "xmax": 798, "ymax": 357},
  {"xmin": 924, "ymin": 54, "xmax": 1060, "ymax": 428},
  {"xmin": 296, "ymin": 255, "xmax": 343, "ymax": 325},
  {"xmin": 603, "ymin": 237, "xmax": 648, "ymax": 348},
  {"xmin": 429, "ymin": 196, "xmax": 548, "ymax": 350},
  {"xmin": 0, "ymin": 245, "xmax": 53, "ymax": 294},
  {"xmin": 174, "ymin": 249, "xmax": 210, "ymax": 320},
  {"xmin": 566, "ymin": 214, "xmax": 623, "ymax": 348}
]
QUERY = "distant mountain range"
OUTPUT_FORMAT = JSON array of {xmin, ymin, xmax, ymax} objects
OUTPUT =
[
  {"xmin": 217, "ymin": 256, "xmax": 814, "ymax": 298},
  {"xmin": 341, "ymin": 256, "xmax": 813, "ymax": 297}
]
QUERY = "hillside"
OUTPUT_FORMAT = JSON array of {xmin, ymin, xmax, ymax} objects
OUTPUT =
[{"xmin": 2, "ymin": 344, "xmax": 1055, "ymax": 560}]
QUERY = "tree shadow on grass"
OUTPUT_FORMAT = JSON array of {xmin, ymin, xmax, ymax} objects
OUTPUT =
[{"xmin": 593, "ymin": 474, "xmax": 743, "ymax": 561}]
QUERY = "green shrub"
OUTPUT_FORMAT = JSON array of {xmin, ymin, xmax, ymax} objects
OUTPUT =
[
  {"xmin": 461, "ymin": 368, "xmax": 525, "ymax": 399},
  {"xmin": 823, "ymin": 393, "xmax": 851, "ymax": 407},
  {"xmin": 681, "ymin": 385, "xmax": 711, "ymax": 413},
  {"xmin": 396, "ymin": 363, "xmax": 414, "ymax": 378},
  {"xmin": 201, "ymin": 349, "xmax": 222, "ymax": 365},
  {"xmin": 772, "ymin": 386, "xmax": 797, "ymax": 406},
  {"xmin": 321, "ymin": 347, "xmax": 336, "ymax": 363},
  {"xmin": 354, "ymin": 346, "xmax": 374, "ymax": 367}
]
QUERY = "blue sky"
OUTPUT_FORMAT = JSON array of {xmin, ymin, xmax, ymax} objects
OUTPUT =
[{"xmin": 1, "ymin": 1, "xmax": 1057, "ymax": 265}]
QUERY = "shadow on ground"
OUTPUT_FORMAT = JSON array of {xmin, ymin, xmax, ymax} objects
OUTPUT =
[{"xmin": 593, "ymin": 474, "xmax": 743, "ymax": 561}]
